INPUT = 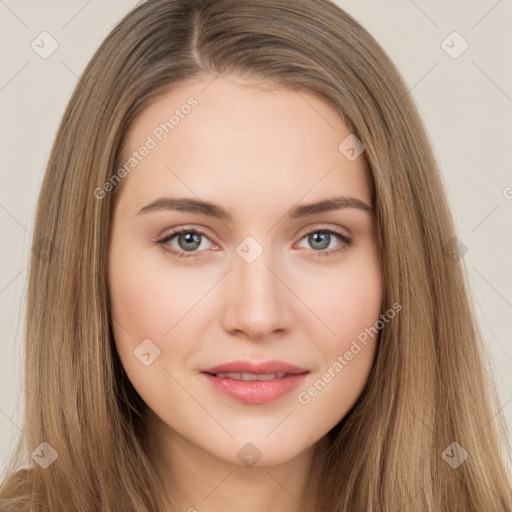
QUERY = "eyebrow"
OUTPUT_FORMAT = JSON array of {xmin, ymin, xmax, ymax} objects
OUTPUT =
[{"xmin": 136, "ymin": 195, "xmax": 375, "ymax": 220}]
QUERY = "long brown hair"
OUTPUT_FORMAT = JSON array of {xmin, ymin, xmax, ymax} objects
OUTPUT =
[{"xmin": 1, "ymin": 0, "xmax": 511, "ymax": 510}]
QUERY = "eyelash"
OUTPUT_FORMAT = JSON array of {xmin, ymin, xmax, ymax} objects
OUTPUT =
[{"xmin": 155, "ymin": 224, "xmax": 353, "ymax": 259}]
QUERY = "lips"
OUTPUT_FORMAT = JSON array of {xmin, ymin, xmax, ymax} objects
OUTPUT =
[
  {"xmin": 201, "ymin": 360, "xmax": 309, "ymax": 404},
  {"xmin": 203, "ymin": 359, "xmax": 308, "ymax": 376}
]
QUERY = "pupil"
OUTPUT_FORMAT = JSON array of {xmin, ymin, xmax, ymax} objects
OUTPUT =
[
  {"xmin": 179, "ymin": 232, "xmax": 201, "ymax": 251},
  {"xmin": 310, "ymin": 232, "xmax": 330, "ymax": 250}
]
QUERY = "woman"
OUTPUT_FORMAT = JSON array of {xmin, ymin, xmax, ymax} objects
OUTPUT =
[{"xmin": 1, "ymin": 0, "xmax": 511, "ymax": 510}]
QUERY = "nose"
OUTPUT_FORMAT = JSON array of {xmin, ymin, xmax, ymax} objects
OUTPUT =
[{"xmin": 220, "ymin": 248, "xmax": 294, "ymax": 340}]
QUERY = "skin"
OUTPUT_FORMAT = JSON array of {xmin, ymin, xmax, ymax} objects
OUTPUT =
[{"xmin": 108, "ymin": 74, "xmax": 382, "ymax": 512}]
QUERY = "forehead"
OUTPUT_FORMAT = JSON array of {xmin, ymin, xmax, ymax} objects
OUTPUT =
[{"xmin": 116, "ymin": 74, "xmax": 371, "ymax": 215}]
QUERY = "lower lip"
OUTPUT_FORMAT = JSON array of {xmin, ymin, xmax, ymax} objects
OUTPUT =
[{"xmin": 201, "ymin": 372, "xmax": 308, "ymax": 404}]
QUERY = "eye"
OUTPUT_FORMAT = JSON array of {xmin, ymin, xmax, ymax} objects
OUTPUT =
[
  {"xmin": 156, "ymin": 224, "xmax": 353, "ymax": 259},
  {"xmin": 295, "ymin": 225, "xmax": 353, "ymax": 257},
  {"xmin": 156, "ymin": 227, "xmax": 216, "ymax": 258}
]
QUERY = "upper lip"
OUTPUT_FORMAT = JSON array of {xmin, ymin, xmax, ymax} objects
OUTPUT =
[{"xmin": 202, "ymin": 360, "xmax": 309, "ymax": 375}]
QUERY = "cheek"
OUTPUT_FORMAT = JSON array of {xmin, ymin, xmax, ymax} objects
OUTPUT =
[
  {"xmin": 108, "ymin": 243, "xmax": 197, "ymax": 406},
  {"xmin": 332, "ymin": 275, "xmax": 382, "ymax": 347},
  {"xmin": 295, "ymin": 251, "xmax": 382, "ymax": 415},
  {"xmin": 108, "ymin": 238, "xmax": 220, "ymax": 385},
  {"xmin": 110, "ymin": 260, "xmax": 169, "ymax": 341},
  {"xmin": 108, "ymin": 236, "xmax": 180, "ymax": 368},
  {"xmin": 304, "ymin": 252, "xmax": 383, "ymax": 350},
  {"xmin": 109, "ymin": 239, "xmax": 201, "ymax": 340}
]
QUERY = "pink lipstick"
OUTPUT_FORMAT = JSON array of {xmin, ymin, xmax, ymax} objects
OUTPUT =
[{"xmin": 201, "ymin": 360, "xmax": 309, "ymax": 404}]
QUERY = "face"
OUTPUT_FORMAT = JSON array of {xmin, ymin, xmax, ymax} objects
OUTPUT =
[{"xmin": 108, "ymin": 74, "xmax": 382, "ymax": 468}]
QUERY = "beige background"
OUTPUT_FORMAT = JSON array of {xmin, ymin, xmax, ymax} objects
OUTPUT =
[{"xmin": 1, "ymin": 0, "xmax": 511, "ymax": 473}]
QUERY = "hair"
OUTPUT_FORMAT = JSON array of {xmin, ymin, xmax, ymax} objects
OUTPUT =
[{"xmin": 1, "ymin": 0, "xmax": 511, "ymax": 510}]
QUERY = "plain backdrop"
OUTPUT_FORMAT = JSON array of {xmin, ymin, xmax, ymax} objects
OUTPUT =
[{"xmin": 1, "ymin": 0, "xmax": 511, "ymax": 474}]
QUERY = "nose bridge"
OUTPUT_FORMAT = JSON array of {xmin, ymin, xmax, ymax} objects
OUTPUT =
[
  {"xmin": 222, "ymin": 238, "xmax": 292, "ymax": 337},
  {"xmin": 237, "ymin": 248, "xmax": 278, "ymax": 302}
]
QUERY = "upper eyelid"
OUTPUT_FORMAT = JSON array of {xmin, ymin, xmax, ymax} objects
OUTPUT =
[
  {"xmin": 159, "ymin": 225, "xmax": 216, "ymax": 243},
  {"xmin": 295, "ymin": 223, "xmax": 351, "ymax": 240}
]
